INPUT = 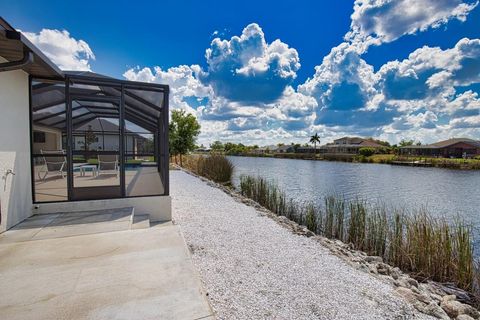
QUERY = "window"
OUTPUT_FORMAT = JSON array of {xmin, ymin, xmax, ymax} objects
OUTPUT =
[{"xmin": 33, "ymin": 131, "xmax": 46, "ymax": 143}]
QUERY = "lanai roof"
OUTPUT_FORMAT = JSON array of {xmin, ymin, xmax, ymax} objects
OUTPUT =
[{"xmin": 32, "ymin": 71, "xmax": 168, "ymax": 133}]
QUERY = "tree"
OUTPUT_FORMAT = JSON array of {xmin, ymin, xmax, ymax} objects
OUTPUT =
[
  {"xmin": 358, "ymin": 147, "xmax": 375, "ymax": 157},
  {"xmin": 169, "ymin": 110, "xmax": 201, "ymax": 166},
  {"xmin": 210, "ymin": 141, "xmax": 224, "ymax": 152},
  {"xmin": 309, "ymin": 133, "xmax": 321, "ymax": 156},
  {"xmin": 399, "ymin": 139, "xmax": 415, "ymax": 147},
  {"xmin": 78, "ymin": 125, "xmax": 97, "ymax": 151}
]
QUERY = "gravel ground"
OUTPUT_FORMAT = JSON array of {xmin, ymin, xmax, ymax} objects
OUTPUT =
[{"xmin": 171, "ymin": 170, "xmax": 434, "ymax": 320}]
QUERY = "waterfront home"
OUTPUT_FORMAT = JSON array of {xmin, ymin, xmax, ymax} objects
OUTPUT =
[
  {"xmin": 400, "ymin": 138, "xmax": 480, "ymax": 158},
  {"xmin": 251, "ymin": 144, "xmax": 277, "ymax": 154},
  {"xmin": 0, "ymin": 17, "xmax": 170, "ymax": 231},
  {"xmin": 275, "ymin": 145, "xmax": 295, "ymax": 153},
  {"xmin": 296, "ymin": 146, "xmax": 316, "ymax": 153},
  {"xmin": 319, "ymin": 137, "xmax": 384, "ymax": 155}
]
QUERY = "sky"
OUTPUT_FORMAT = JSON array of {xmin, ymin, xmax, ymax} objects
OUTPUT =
[{"xmin": 3, "ymin": 0, "xmax": 480, "ymax": 146}]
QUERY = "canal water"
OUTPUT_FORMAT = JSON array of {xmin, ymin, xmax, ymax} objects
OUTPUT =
[{"xmin": 229, "ymin": 156, "xmax": 480, "ymax": 251}]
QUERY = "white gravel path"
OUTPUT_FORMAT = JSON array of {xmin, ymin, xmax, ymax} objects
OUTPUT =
[{"xmin": 171, "ymin": 170, "xmax": 434, "ymax": 320}]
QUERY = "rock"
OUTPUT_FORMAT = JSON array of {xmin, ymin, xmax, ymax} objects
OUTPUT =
[
  {"xmin": 396, "ymin": 287, "xmax": 418, "ymax": 304},
  {"xmin": 391, "ymin": 269, "xmax": 400, "ymax": 280},
  {"xmin": 396, "ymin": 278, "xmax": 411, "ymax": 289},
  {"xmin": 407, "ymin": 278, "xmax": 419, "ymax": 288},
  {"xmin": 351, "ymin": 257, "xmax": 363, "ymax": 263},
  {"xmin": 411, "ymin": 286, "xmax": 421, "ymax": 294},
  {"xmin": 377, "ymin": 263, "xmax": 390, "ymax": 275},
  {"xmin": 442, "ymin": 295, "xmax": 457, "ymax": 303},
  {"xmin": 417, "ymin": 293, "xmax": 433, "ymax": 304},
  {"xmin": 457, "ymin": 315, "xmax": 475, "ymax": 320},
  {"xmin": 439, "ymin": 284, "xmax": 473, "ymax": 305},
  {"xmin": 396, "ymin": 287, "xmax": 445, "ymax": 318},
  {"xmin": 422, "ymin": 301, "xmax": 450, "ymax": 320},
  {"xmin": 365, "ymin": 256, "xmax": 383, "ymax": 263},
  {"xmin": 368, "ymin": 264, "xmax": 378, "ymax": 274},
  {"xmin": 441, "ymin": 299, "xmax": 480, "ymax": 319}
]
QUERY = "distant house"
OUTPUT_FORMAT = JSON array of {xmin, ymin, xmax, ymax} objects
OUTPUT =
[
  {"xmin": 252, "ymin": 145, "xmax": 277, "ymax": 154},
  {"xmin": 319, "ymin": 137, "xmax": 385, "ymax": 155},
  {"xmin": 400, "ymin": 138, "xmax": 480, "ymax": 158},
  {"xmin": 296, "ymin": 146, "xmax": 316, "ymax": 153},
  {"xmin": 274, "ymin": 145, "xmax": 295, "ymax": 153}
]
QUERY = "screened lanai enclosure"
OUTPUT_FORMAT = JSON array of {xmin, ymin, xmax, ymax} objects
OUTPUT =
[{"xmin": 30, "ymin": 71, "xmax": 169, "ymax": 202}]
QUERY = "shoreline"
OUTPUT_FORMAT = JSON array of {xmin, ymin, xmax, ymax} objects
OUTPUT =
[
  {"xmin": 193, "ymin": 153, "xmax": 480, "ymax": 170},
  {"xmin": 172, "ymin": 166, "xmax": 480, "ymax": 319}
]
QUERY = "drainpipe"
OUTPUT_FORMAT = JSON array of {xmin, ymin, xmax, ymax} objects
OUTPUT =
[
  {"xmin": 0, "ymin": 29, "xmax": 34, "ymax": 72},
  {"xmin": 0, "ymin": 50, "xmax": 33, "ymax": 72}
]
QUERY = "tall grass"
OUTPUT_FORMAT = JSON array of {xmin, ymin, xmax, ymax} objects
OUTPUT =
[
  {"xmin": 182, "ymin": 154, "xmax": 234, "ymax": 184},
  {"xmin": 239, "ymin": 174, "xmax": 479, "ymax": 299}
]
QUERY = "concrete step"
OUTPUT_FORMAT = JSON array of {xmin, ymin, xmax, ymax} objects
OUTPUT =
[
  {"xmin": 131, "ymin": 214, "xmax": 150, "ymax": 230},
  {"xmin": 0, "ymin": 207, "xmax": 136, "ymax": 243}
]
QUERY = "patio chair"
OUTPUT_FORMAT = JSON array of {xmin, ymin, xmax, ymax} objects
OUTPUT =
[
  {"xmin": 38, "ymin": 150, "xmax": 67, "ymax": 180},
  {"xmin": 97, "ymin": 154, "xmax": 119, "ymax": 177}
]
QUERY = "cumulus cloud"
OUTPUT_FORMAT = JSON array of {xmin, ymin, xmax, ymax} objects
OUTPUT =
[
  {"xmin": 345, "ymin": 0, "xmax": 478, "ymax": 52},
  {"xmin": 299, "ymin": 43, "xmax": 392, "ymax": 129},
  {"xmin": 24, "ymin": 29, "xmax": 95, "ymax": 70},
  {"xmin": 122, "ymin": 5, "xmax": 479, "ymax": 145},
  {"xmin": 199, "ymin": 23, "xmax": 300, "ymax": 104},
  {"xmin": 124, "ymin": 23, "xmax": 316, "ymax": 145}
]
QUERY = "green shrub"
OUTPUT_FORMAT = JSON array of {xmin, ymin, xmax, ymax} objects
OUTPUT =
[{"xmin": 358, "ymin": 147, "xmax": 376, "ymax": 157}]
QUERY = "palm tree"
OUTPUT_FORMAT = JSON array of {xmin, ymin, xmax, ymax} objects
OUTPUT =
[{"xmin": 309, "ymin": 133, "xmax": 320, "ymax": 157}]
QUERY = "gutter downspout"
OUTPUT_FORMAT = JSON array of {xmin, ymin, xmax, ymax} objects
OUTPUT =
[
  {"xmin": 0, "ymin": 50, "xmax": 33, "ymax": 72},
  {"xmin": 0, "ymin": 29, "xmax": 34, "ymax": 72}
]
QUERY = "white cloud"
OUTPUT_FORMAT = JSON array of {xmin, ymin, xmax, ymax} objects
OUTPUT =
[
  {"xmin": 123, "ymin": 9, "xmax": 480, "ymax": 145},
  {"xmin": 345, "ymin": 0, "xmax": 478, "ymax": 52},
  {"xmin": 200, "ymin": 23, "xmax": 300, "ymax": 104},
  {"xmin": 24, "ymin": 29, "xmax": 95, "ymax": 71}
]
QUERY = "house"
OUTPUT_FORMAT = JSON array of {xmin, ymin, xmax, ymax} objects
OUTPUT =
[
  {"xmin": 400, "ymin": 138, "xmax": 480, "ymax": 158},
  {"xmin": 296, "ymin": 146, "xmax": 316, "ymax": 153},
  {"xmin": 0, "ymin": 17, "xmax": 170, "ymax": 231},
  {"xmin": 274, "ymin": 145, "xmax": 295, "ymax": 153},
  {"xmin": 251, "ymin": 145, "xmax": 277, "ymax": 154},
  {"xmin": 320, "ymin": 137, "xmax": 385, "ymax": 155}
]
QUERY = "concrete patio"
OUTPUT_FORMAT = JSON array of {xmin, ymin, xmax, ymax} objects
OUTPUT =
[
  {"xmin": 0, "ymin": 209, "xmax": 213, "ymax": 320},
  {"xmin": 33, "ymin": 165, "xmax": 165, "ymax": 202}
]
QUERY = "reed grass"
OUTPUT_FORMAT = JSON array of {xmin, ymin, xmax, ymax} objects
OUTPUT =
[
  {"xmin": 238, "ymin": 174, "xmax": 479, "ymax": 300},
  {"xmin": 182, "ymin": 154, "xmax": 234, "ymax": 184}
]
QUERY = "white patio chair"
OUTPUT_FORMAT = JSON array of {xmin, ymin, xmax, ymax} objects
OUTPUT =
[
  {"xmin": 38, "ymin": 150, "xmax": 67, "ymax": 180},
  {"xmin": 97, "ymin": 154, "xmax": 119, "ymax": 177}
]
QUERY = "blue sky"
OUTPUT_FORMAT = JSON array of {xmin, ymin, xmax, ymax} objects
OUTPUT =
[{"xmin": 3, "ymin": 0, "xmax": 480, "ymax": 145}]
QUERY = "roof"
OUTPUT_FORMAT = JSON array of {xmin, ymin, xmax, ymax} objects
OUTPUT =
[
  {"xmin": 400, "ymin": 138, "xmax": 480, "ymax": 149},
  {"xmin": 359, "ymin": 140, "xmax": 384, "ymax": 148},
  {"xmin": 75, "ymin": 118, "xmax": 144, "ymax": 137},
  {"xmin": 0, "ymin": 17, "xmax": 63, "ymax": 78},
  {"xmin": 32, "ymin": 72, "xmax": 168, "ymax": 133},
  {"xmin": 334, "ymin": 137, "xmax": 364, "ymax": 144},
  {"xmin": 275, "ymin": 145, "xmax": 294, "ymax": 151},
  {"xmin": 431, "ymin": 138, "xmax": 480, "ymax": 148}
]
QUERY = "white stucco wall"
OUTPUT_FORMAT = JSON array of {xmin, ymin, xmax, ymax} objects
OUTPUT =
[
  {"xmin": 33, "ymin": 195, "xmax": 172, "ymax": 222},
  {"xmin": 0, "ymin": 63, "xmax": 32, "ymax": 231}
]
